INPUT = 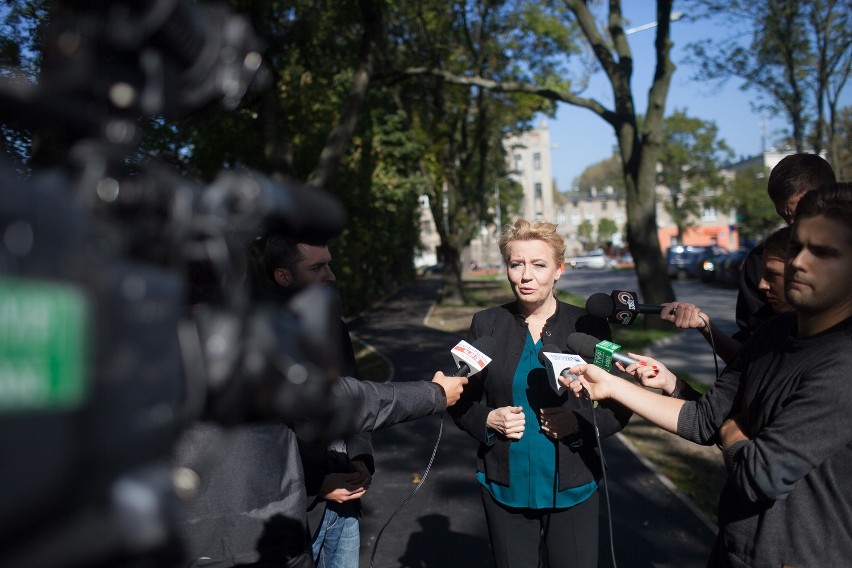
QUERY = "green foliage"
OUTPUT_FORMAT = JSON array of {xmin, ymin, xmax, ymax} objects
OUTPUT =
[
  {"xmin": 573, "ymin": 154, "xmax": 624, "ymax": 195},
  {"xmin": 687, "ymin": 0, "xmax": 850, "ymax": 154},
  {"xmin": 716, "ymin": 164, "xmax": 780, "ymax": 243},
  {"xmin": 598, "ymin": 217, "xmax": 618, "ymax": 244},
  {"xmin": 576, "ymin": 219, "xmax": 594, "ymax": 248},
  {"xmin": 657, "ymin": 109, "xmax": 734, "ymax": 240},
  {"xmin": 1, "ymin": 0, "xmax": 49, "ymax": 164}
]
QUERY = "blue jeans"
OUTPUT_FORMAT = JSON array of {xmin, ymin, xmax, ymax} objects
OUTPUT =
[{"xmin": 312, "ymin": 501, "xmax": 360, "ymax": 568}]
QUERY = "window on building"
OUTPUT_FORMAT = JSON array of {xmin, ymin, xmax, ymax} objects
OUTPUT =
[
  {"xmin": 571, "ymin": 214, "xmax": 581, "ymax": 226},
  {"xmin": 601, "ymin": 201, "xmax": 608, "ymax": 211},
  {"xmin": 514, "ymin": 154, "xmax": 523, "ymax": 172},
  {"xmin": 701, "ymin": 205, "xmax": 718, "ymax": 221},
  {"xmin": 534, "ymin": 183, "xmax": 542, "ymax": 199},
  {"xmin": 533, "ymin": 152, "xmax": 541, "ymax": 170}
]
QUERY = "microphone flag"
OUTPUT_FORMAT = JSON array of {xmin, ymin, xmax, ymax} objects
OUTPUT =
[
  {"xmin": 540, "ymin": 351, "xmax": 586, "ymax": 395},
  {"xmin": 450, "ymin": 340, "xmax": 492, "ymax": 374}
]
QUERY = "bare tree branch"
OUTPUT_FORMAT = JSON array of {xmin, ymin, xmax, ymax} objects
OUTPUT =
[{"xmin": 396, "ymin": 66, "xmax": 617, "ymax": 125}]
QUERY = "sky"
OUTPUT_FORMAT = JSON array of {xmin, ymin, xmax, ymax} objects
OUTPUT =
[{"xmin": 546, "ymin": 3, "xmax": 852, "ymax": 191}]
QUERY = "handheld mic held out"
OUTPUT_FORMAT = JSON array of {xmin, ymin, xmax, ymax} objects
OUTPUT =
[
  {"xmin": 537, "ymin": 344, "xmax": 586, "ymax": 395},
  {"xmin": 448, "ymin": 336, "xmax": 496, "ymax": 377},
  {"xmin": 585, "ymin": 290, "xmax": 666, "ymax": 326},
  {"xmin": 566, "ymin": 332, "xmax": 640, "ymax": 372}
]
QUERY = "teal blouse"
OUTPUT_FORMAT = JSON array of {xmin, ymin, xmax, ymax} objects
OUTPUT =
[{"xmin": 477, "ymin": 332, "xmax": 597, "ymax": 509}]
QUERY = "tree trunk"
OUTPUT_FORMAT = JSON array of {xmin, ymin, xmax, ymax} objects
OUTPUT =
[
  {"xmin": 438, "ymin": 244, "xmax": 465, "ymax": 304},
  {"xmin": 624, "ymin": 148, "xmax": 676, "ymax": 310}
]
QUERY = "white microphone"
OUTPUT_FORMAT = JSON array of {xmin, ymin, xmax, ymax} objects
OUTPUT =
[{"xmin": 447, "ymin": 336, "xmax": 496, "ymax": 377}]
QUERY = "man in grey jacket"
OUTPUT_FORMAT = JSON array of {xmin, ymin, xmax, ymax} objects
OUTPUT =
[{"xmin": 174, "ymin": 367, "xmax": 467, "ymax": 568}]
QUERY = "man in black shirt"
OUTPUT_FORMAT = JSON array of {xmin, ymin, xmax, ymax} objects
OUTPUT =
[{"xmin": 733, "ymin": 153, "xmax": 835, "ymax": 342}]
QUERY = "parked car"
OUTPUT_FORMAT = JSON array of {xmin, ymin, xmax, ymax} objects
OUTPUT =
[
  {"xmin": 666, "ymin": 245, "xmax": 727, "ymax": 280},
  {"xmin": 566, "ymin": 249, "xmax": 616, "ymax": 269},
  {"xmin": 697, "ymin": 249, "xmax": 727, "ymax": 283},
  {"xmin": 715, "ymin": 248, "xmax": 750, "ymax": 286}
]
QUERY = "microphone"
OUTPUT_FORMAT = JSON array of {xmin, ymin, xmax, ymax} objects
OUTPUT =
[
  {"xmin": 566, "ymin": 332, "xmax": 640, "ymax": 372},
  {"xmin": 585, "ymin": 290, "xmax": 665, "ymax": 326},
  {"xmin": 447, "ymin": 336, "xmax": 496, "ymax": 377},
  {"xmin": 537, "ymin": 344, "xmax": 587, "ymax": 395}
]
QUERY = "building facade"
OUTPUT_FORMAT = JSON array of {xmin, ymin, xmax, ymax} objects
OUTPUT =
[{"xmin": 415, "ymin": 133, "xmax": 815, "ymax": 272}]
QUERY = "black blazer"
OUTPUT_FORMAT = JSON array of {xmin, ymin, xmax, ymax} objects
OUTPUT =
[{"xmin": 449, "ymin": 300, "xmax": 632, "ymax": 492}]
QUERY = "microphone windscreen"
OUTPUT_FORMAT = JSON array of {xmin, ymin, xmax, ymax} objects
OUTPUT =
[
  {"xmin": 566, "ymin": 332, "xmax": 600, "ymax": 359},
  {"xmin": 538, "ymin": 343, "xmax": 562, "ymax": 366},
  {"xmin": 471, "ymin": 335, "xmax": 497, "ymax": 358},
  {"xmin": 585, "ymin": 293, "xmax": 615, "ymax": 319}
]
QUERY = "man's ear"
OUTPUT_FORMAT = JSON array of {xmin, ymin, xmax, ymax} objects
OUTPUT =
[{"xmin": 274, "ymin": 268, "xmax": 292, "ymax": 287}]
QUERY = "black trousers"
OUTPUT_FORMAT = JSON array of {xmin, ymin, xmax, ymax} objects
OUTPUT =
[{"xmin": 480, "ymin": 485, "xmax": 599, "ymax": 568}]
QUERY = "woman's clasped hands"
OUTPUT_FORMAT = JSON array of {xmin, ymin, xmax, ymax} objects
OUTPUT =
[{"xmin": 486, "ymin": 406, "xmax": 526, "ymax": 439}]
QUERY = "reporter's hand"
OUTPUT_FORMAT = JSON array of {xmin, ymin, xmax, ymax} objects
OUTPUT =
[
  {"xmin": 432, "ymin": 371, "xmax": 468, "ymax": 407},
  {"xmin": 348, "ymin": 460, "xmax": 372, "ymax": 495},
  {"xmin": 616, "ymin": 354, "xmax": 677, "ymax": 394},
  {"xmin": 486, "ymin": 406, "xmax": 525, "ymax": 440},
  {"xmin": 539, "ymin": 406, "xmax": 578, "ymax": 440},
  {"xmin": 564, "ymin": 363, "xmax": 617, "ymax": 400},
  {"xmin": 661, "ymin": 302, "xmax": 711, "ymax": 331},
  {"xmin": 319, "ymin": 472, "xmax": 368, "ymax": 503}
]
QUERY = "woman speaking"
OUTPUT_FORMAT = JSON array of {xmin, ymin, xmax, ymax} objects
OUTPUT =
[{"xmin": 449, "ymin": 219, "xmax": 631, "ymax": 567}]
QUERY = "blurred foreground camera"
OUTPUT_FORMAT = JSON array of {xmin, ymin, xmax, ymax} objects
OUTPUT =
[{"xmin": 1, "ymin": 1, "xmax": 352, "ymax": 566}]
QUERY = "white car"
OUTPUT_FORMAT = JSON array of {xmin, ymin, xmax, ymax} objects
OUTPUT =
[{"xmin": 566, "ymin": 250, "xmax": 616, "ymax": 269}]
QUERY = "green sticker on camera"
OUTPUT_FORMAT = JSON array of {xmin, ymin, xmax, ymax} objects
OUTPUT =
[{"xmin": 0, "ymin": 277, "xmax": 90, "ymax": 412}]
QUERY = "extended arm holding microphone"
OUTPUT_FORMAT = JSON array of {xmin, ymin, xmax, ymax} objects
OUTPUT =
[
  {"xmin": 563, "ymin": 363, "xmax": 685, "ymax": 434},
  {"xmin": 587, "ymin": 291, "xmax": 742, "ymax": 369},
  {"xmin": 566, "ymin": 333, "xmax": 701, "ymax": 401},
  {"xmin": 659, "ymin": 302, "xmax": 742, "ymax": 366}
]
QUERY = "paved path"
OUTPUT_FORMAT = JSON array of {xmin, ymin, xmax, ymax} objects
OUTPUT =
[{"xmin": 348, "ymin": 277, "xmax": 717, "ymax": 568}]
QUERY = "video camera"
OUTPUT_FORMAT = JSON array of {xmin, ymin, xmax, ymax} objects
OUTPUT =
[{"xmin": 1, "ymin": 1, "xmax": 352, "ymax": 566}]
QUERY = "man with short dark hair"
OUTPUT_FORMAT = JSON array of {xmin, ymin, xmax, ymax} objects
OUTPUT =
[
  {"xmin": 567, "ymin": 183, "xmax": 852, "ymax": 566},
  {"xmin": 734, "ymin": 153, "xmax": 835, "ymax": 341},
  {"xmin": 264, "ymin": 234, "xmax": 371, "ymax": 568}
]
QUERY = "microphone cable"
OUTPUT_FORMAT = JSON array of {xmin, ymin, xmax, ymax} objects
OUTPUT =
[
  {"xmin": 586, "ymin": 393, "xmax": 617, "ymax": 568},
  {"xmin": 697, "ymin": 313, "xmax": 722, "ymax": 379},
  {"xmin": 368, "ymin": 410, "xmax": 445, "ymax": 568}
]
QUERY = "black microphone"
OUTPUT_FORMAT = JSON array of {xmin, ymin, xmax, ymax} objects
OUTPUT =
[
  {"xmin": 566, "ymin": 332, "xmax": 640, "ymax": 371},
  {"xmin": 447, "ymin": 336, "xmax": 497, "ymax": 377},
  {"xmin": 585, "ymin": 290, "xmax": 665, "ymax": 326}
]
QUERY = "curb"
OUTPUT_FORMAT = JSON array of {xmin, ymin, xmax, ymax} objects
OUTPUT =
[{"xmin": 615, "ymin": 432, "xmax": 718, "ymax": 533}]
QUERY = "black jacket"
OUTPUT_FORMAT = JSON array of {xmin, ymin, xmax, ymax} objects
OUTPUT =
[{"xmin": 449, "ymin": 300, "xmax": 632, "ymax": 492}]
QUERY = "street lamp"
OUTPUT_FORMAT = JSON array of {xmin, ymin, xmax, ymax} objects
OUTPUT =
[{"xmin": 625, "ymin": 11, "xmax": 684, "ymax": 35}]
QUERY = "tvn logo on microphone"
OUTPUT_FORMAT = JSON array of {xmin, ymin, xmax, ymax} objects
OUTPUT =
[
  {"xmin": 451, "ymin": 340, "xmax": 493, "ymax": 371},
  {"xmin": 610, "ymin": 290, "xmax": 638, "ymax": 326},
  {"xmin": 593, "ymin": 340, "xmax": 621, "ymax": 371}
]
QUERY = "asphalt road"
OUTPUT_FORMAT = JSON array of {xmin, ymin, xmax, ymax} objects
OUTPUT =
[{"xmin": 348, "ymin": 275, "xmax": 720, "ymax": 568}]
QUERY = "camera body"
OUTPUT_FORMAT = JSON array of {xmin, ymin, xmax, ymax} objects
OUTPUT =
[{"xmin": 1, "ymin": 1, "xmax": 348, "ymax": 565}]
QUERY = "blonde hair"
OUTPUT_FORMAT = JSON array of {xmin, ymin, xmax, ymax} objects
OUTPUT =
[{"xmin": 499, "ymin": 219, "xmax": 566, "ymax": 265}]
